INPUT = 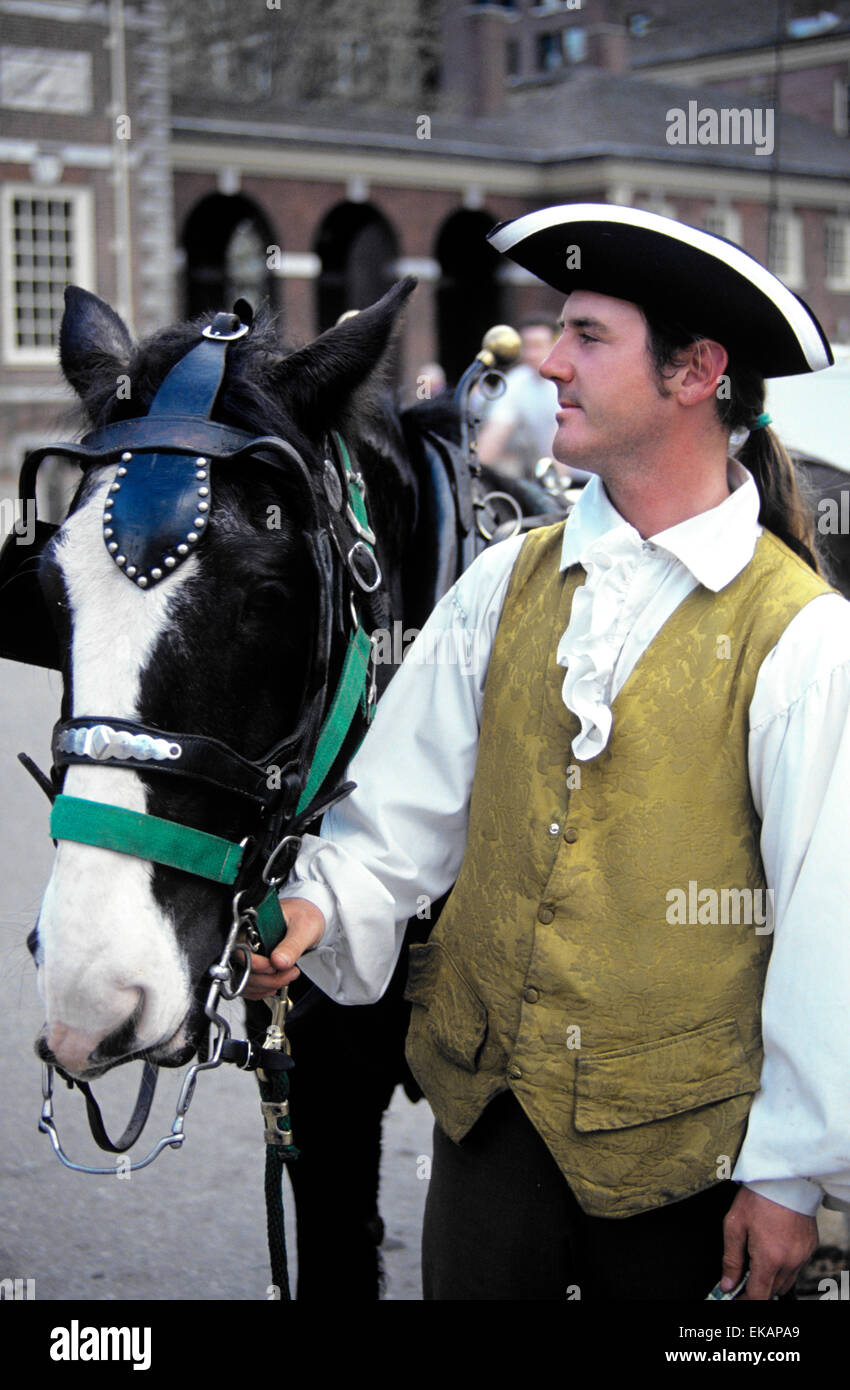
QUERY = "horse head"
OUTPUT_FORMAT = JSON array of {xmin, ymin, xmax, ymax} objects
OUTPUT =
[{"xmin": 32, "ymin": 279, "xmax": 416, "ymax": 1081}]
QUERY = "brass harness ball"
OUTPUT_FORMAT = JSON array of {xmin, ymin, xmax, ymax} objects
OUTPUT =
[{"xmin": 477, "ymin": 324, "xmax": 522, "ymax": 370}]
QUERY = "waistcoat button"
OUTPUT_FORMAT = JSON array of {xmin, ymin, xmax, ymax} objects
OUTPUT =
[
  {"xmin": 507, "ymin": 1064, "xmax": 522, "ymax": 1080},
  {"xmin": 537, "ymin": 905, "xmax": 554, "ymax": 924},
  {"xmin": 563, "ymin": 826, "xmax": 578, "ymax": 843},
  {"xmin": 523, "ymin": 986, "xmax": 540, "ymax": 1004}
]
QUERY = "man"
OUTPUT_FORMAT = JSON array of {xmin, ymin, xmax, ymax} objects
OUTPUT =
[{"xmin": 247, "ymin": 205, "xmax": 850, "ymax": 1300}]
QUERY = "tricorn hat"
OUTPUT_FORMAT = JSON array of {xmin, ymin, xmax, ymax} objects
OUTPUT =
[{"xmin": 487, "ymin": 203, "xmax": 832, "ymax": 378}]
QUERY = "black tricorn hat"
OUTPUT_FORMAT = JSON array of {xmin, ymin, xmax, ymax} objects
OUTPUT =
[{"xmin": 487, "ymin": 203, "xmax": 833, "ymax": 379}]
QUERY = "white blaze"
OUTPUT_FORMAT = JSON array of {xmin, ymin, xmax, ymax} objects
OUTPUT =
[{"xmin": 38, "ymin": 471, "xmax": 196, "ymax": 1070}]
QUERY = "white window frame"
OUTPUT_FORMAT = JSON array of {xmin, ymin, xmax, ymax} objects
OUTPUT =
[
  {"xmin": 0, "ymin": 183, "xmax": 94, "ymax": 367},
  {"xmin": 702, "ymin": 204, "xmax": 742, "ymax": 245},
  {"xmin": 825, "ymin": 217, "xmax": 850, "ymax": 292},
  {"xmin": 767, "ymin": 209, "xmax": 805, "ymax": 290}
]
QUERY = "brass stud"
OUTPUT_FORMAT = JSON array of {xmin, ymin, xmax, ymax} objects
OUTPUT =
[
  {"xmin": 164, "ymin": 556, "xmax": 176, "ymax": 569},
  {"xmin": 126, "ymin": 565, "xmax": 137, "ymax": 577},
  {"xmin": 103, "ymin": 512, "xmax": 112, "ymax": 523},
  {"xmin": 108, "ymin": 542, "xmax": 118, "ymax": 554},
  {"xmin": 104, "ymin": 527, "xmax": 113, "ymax": 538},
  {"xmin": 121, "ymin": 451, "xmax": 132, "ymax": 462},
  {"xmin": 117, "ymin": 466, "xmax": 127, "ymax": 477},
  {"xmin": 116, "ymin": 554, "xmax": 126, "ymax": 566},
  {"xmin": 198, "ymin": 487, "xmax": 209, "ymax": 497},
  {"xmin": 177, "ymin": 544, "xmax": 188, "ymax": 556},
  {"xmin": 110, "ymin": 482, "xmax": 121, "ymax": 493},
  {"xmin": 187, "ymin": 532, "xmax": 199, "ymax": 543},
  {"xmin": 197, "ymin": 500, "xmax": 209, "ymax": 512},
  {"xmin": 151, "ymin": 567, "xmax": 162, "ymax": 581},
  {"xmin": 137, "ymin": 576, "xmax": 148, "ymax": 588}
]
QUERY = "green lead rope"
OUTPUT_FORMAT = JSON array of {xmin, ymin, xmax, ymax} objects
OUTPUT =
[{"xmin": 261, "ymin": 1064, "xmax": 299, "ymax": 1301}]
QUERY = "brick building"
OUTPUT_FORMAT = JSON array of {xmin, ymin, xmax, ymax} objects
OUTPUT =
[{"xmin": 2, "ymin": 0, "xmax": 849, "ymax": 480}]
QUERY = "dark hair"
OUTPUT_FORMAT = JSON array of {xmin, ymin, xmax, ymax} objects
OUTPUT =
[{"xmin": 644, "ymin": 314, "xmax": 821, "ymax": 573}]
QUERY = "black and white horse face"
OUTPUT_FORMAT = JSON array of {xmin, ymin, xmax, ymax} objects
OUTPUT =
[{"xmin": 34, "ymin": 280, "xmax": 415, "ymax": 1079}]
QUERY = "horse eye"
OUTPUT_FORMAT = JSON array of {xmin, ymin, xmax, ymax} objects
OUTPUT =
[{"xmin": 242, "ymin": 582, "xmax": 288, "ymax": 618}]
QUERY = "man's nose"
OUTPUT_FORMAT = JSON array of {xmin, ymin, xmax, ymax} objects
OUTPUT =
[{"xmin": 540, "ymin": 343, "xmax": 574, "ymax": 383}]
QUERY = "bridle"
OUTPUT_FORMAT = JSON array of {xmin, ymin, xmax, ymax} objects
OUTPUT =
[{"xmin": 1, "ymin": 308, "xmax": 390, "ymax": 1171}]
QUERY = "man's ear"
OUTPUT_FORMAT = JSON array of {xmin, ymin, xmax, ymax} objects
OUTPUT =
[{"xmin": 675, "ymin": 339, "xmax": 729, "ymax": 407}]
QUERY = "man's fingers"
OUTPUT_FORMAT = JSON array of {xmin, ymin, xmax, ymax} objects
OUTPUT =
[
  {"xmin": 244, "ymin": 898, "xmax": 325, "ymax": 1000},
  {"xmin": 720, "ymin": 1204, "xmax": 748, "ymax": 1291},
  {"xmin": 242, "ymin": 954, "xmax": 299, "ymax": 1000}
]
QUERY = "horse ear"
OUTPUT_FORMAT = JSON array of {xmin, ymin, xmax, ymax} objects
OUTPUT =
[
  {"xmin": 275, "ymin": 277, "xmax": 417, "ymax": 432},
  {"xmin": 59, "ymin": 286, "xmax": 134, "ymax": 409}
]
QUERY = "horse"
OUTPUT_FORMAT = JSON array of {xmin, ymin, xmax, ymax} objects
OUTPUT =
[{"xmin": 4, "ymin": 280, "xmax": 563, "ymax": 1299}]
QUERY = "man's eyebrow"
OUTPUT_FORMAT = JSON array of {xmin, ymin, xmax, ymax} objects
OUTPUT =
[{"xmin": 558, "ymin": 314, "xmax": 612, "ymax": 335}]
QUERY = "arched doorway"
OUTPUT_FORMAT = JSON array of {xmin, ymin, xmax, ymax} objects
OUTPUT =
[
  {"xmin": 313, "ymin": 202, "xmax": 398, "ymax": 331},
  {"xmin": 181, "ymin": 193, "xmax": 278, "ymax": 318},
  {"xmin": 435, "ymin": 209, "xmax": 503, "ymax": 385}
]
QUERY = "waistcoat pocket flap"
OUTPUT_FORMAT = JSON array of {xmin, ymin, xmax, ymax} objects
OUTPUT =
[
  {"xmin": 404, "ymin": 941, "xmax": 488, "ymax": 1073},
  {"xmin": 573, "ymin": 1018, "xmax": 759, "ymax": 1133}
]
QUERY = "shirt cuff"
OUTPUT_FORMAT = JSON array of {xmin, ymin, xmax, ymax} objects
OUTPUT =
[{"xmin": 742, "ymin": 1178, "xmax": 823, "ymax": 1217}]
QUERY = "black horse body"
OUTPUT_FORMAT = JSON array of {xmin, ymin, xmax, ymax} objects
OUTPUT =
[{"xmin": 24, "ymin": 281, "xmax": 561, "ymax": 1299}]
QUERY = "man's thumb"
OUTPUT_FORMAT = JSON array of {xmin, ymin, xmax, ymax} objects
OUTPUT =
[{"xmin": 270, "ymin": 899, "xmax": 325, "ymax": 969}]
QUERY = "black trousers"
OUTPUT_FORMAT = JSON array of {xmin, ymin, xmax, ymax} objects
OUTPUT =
[{"xmin": 422, "ymin": 1091, "xmax": 738, "ymax": 1300}]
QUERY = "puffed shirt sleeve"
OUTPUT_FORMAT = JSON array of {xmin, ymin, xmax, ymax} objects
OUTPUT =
[
  {"xmin": 284, "ymin": 533, "xmax": 526, "ymax": 1004},
  {"xmin": 734, "ymin": 590, "xmax": 850, "ymax": 1215}
]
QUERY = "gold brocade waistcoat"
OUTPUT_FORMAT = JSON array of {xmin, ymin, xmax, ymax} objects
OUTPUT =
[{"xmin": 404, "ymin": 522, "xmax": 831, "ymax": 1216}]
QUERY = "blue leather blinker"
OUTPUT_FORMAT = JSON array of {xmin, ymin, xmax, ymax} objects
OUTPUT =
[
  {"xmin": 101, "ymin": 312, "xmax": 248, "ymax": 587},
  {"xmin": 103, "ymin": 450, "xmax": 212, "ymax": 587}
]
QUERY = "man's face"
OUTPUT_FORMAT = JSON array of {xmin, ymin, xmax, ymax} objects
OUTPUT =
[
  {"xmin": 539, "ymin": 290, "xmax": 672, "ymax": 475},
  {"xmin": 520, "ymin": 324, "xmax": 558, "ymax": 373}
]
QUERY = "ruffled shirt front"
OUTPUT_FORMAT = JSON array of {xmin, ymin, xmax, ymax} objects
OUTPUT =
[{"xmin": 558, "ymin": 461, "xmax": 759, "ymax": 759}]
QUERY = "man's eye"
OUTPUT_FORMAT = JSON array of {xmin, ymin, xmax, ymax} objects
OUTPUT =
[{"xmin": 579, "ymin": 333, "xmax": 598, "ymax": 344}]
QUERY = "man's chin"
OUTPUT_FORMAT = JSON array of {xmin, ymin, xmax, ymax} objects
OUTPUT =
[{"xmin": 551, "ymin": 442, "xmax": 599, "ymax": 476}]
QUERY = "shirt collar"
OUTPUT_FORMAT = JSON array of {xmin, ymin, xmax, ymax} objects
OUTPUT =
[{"xmin": 559, "ymin": 459, "xmax": 761, "ymax": 592}]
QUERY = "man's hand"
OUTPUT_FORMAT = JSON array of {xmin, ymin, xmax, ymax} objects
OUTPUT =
[
  {"xmin": 243, "ymin": 898, "xmax": 326, "ymax": 1000},
  {"xmin": 720, "ymin": 1186, "xmax": 818, "ymax": 1300}
]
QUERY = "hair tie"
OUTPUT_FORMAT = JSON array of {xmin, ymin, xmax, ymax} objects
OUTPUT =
[{"xmin": 751, "ymin": 412, "xmax": 772, "ymax": 430}]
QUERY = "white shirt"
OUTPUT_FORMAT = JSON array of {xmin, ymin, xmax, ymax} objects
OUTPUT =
[{"xmin": 287, "ymin": 462, "xmax": 850, "ymax": 1218}]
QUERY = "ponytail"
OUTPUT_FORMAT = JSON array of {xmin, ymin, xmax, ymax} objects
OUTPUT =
[
  {"xmin": 644, "ymin": 313, "xmax": 822, "ymax": 574},
  {"xmin": 737, "ymin": 425, "xmax": 821, "ymax": 573}
]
